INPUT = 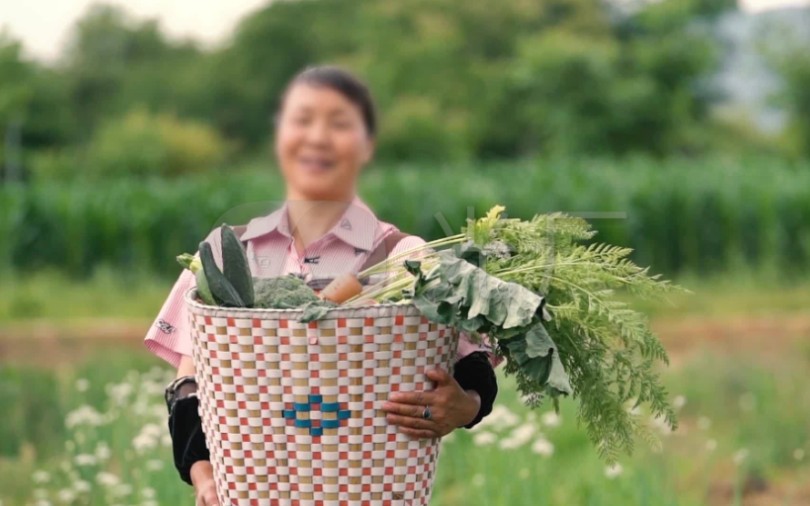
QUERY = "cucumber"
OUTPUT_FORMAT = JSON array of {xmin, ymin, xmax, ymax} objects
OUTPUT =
[
  {"xmin": 220, "ymin": 224, "xmax": 254, "ymax": 307},
  {"xmin": 198, "ymin": 241, "xmax": 245, "ymax": 307},
  {"xmin": 195, "ymin": 268, "xmax": 216, "ymax": 305}
]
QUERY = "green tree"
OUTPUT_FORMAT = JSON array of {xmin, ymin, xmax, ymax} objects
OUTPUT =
[
  {"xmin": 0, "ymin": 32, "xmax": 72, "ymax": 180},
  {"xmin": 62, "ymin": 4, "xmax": 205, "ymax": 137}
]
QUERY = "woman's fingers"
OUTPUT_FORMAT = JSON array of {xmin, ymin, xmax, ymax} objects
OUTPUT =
[
  {"xmin": 387, "ymin": 390, "xmax": 435, "ymax": 406},
  {"xmin": 382, "ymin": 400, "xmax": 431, "ymax": 418},
  {"xmin": 397, "ymin": 426, "xmax": 438, "ymax": 439},
  {"xmin": 384, "ymin": 412, "xmax": 438, "ymax": 431},
  {"xmin": 197, "ymin": 492, "xmax": 219, "ymax": 506},
  {"xmin": 196, "ymin": 481, "xmax": 220, "ymax": 506}
]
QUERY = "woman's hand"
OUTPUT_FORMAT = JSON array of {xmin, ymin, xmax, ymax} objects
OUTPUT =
[
  {"xmin": 190, "ymin": 461, "xmax": 220, "ymax": 506},
  {"xmin": 381, "ymin": 366, "xmax": 481, "ymax": 439}
]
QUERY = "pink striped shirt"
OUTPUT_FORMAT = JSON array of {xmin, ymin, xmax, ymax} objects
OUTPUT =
[{"xmin": 143, "ymin": 195, "xmax": 504, "ymax": 370}]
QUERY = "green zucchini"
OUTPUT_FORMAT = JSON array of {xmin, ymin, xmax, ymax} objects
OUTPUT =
[
  {"xmin": 198, "ymin": 241, "xmax": 245, "ymax": 307},
  {"xmin": 220, "ymin": 224, "xmax": 254, "ymax": 307},
  {"xmin": 195, "ymin": 268, "xmax": 216, "ymax": 305}
]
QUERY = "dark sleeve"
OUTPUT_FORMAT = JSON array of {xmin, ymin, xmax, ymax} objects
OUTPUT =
[
  {"xmin": 453, "ymin": 351, "xmax": 498, "ymax": 429},
  {"xmin": 168, "ymin": 395, "xmax": 210, "ymax": 485}
]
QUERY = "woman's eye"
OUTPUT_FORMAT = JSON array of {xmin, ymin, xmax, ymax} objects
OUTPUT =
[
  {"xmin": 332, "ymin": 120, "xmax": 353, "ymax": 130},
  {"xmin": 291, "ymin": 116, "xmax": 310, "ymax": 126}
]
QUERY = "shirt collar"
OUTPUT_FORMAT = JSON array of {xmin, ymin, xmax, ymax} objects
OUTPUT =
[{"xmin": 240, "ymin": 195, "xmax": 379, "ymax": 251}]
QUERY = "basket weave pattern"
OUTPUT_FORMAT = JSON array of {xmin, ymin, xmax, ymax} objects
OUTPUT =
[{"xmin": 185, "ymin": 290, "xmax": 459, "ymax": 506}]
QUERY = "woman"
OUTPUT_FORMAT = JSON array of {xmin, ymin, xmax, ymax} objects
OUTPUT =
[{"xmin": 146, "ymin": 65, "xmax": 501, "ymax": 506}]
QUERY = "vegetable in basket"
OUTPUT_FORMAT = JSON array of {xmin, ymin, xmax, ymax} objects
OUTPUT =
[{"xmin": 177, "ymin": 209, "xmax": 686, "ymax": 463}]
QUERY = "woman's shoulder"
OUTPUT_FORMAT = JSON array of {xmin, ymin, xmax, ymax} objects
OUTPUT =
[{"xmin": 370, "ymin": 222, "xmax": 428, "ymax": 263}]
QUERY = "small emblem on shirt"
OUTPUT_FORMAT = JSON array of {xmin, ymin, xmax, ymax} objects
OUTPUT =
[
  {"xmin": 339, "ymin": 218, "xmax": 352, "ymax": 230},
  {"xmin": 156, "ymin": 319, "xmax": 176, "ymax": 334},
  {"xmin": 303, "ymin": 256, "xmax": 320, "ymax": 264}
]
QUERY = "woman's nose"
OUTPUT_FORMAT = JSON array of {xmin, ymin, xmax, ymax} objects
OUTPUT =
[{"xmin": 305, "ymin": 120, "xmax": 330, "ymax": 145}]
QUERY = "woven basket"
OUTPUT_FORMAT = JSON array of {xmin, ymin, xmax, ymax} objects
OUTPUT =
[{"xmin": 185, "ymin": 289, "xmax": 459, "ymax": 506}]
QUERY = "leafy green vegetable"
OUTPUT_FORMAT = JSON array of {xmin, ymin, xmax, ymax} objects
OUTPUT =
[
  {"xmin": 352, "ymin": 205, "xmax": 686, "ymax": 463},
  {"xmin": 406, "ymin": 250, "xmax": 573, "ymax": 402},
  {"xmin": 299, "ymin": 299, "xmax": 339, "ymax": 322}
]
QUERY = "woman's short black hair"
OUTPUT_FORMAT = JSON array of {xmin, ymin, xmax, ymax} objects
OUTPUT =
[{"xmin": 275, "ymin": 64, "xmax": 377, "ymax": 138}]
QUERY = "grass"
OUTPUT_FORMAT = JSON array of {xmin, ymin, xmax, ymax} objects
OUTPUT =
[{"xmin": 0, "ymin": 267, "xmax": 169, "ymax": 323}]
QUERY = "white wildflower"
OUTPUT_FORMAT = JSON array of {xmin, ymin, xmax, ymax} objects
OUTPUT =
[
  {"xmin": 541, "ymin": 411, "xmax": 561, "ymax": 428},
  {"xmin": 112, "ymin": 484, "xmax": 133, "ymax": 497},
  {"xmin": 604, "ymin": 463, "xmax": 623, "ymax": 479},
  {"xmin": 697, "ymin": 417, "xmax": 712, "ymax": 430},
  {"xmin": 133, "ymin": 434, "xmax": 156, "ymax": 453},
  {"xmin": 145, "ymin": 460, "xmax": 164, "ymax": 472},
  {"xmin": 96, "ymin": 472, "xmax": 120, "ymax": 487},
  {"xmin": 95, "ymin": 442, "xmax": 111, "ymax": 461},
  {"xmin": 733, "ymin": 448, "xmax": 749, "ymax": 465},
  {"xmin": 57, "ymin": 489, "xmax": 76, "ymax": 503},
  {"xmin": 498, "ymin": 423, "xmax": 537, "ymax": 449},
  {"xmin": 705, "ymin": 439, "xmax": 717, "ymax": 452},
  {"xmin": 74, "ymin": 454, "xmax": 97, "ymax": 467},
  {"xmin": 65, "ymin": 405, "xmax": 105, "ymax": 429},
  {"xmin": 73, "ymin": 480, "xmax": 91, "ymax": 493},
  {"xmin": 106, "ymin": 382, "xmax": 134, "ymax": 404},
  {"xmin": 132, "ymin": 423, "xmax": 165, "ymax": 454},
  {"xmin": 473, "ymin": 431, "xmax": 496, "ymax": 446},
  {"xmin": 531, "ymin": 437, "xmax": 555, "ymax": 457},
  {"xmin": 473, "ymin": 405, "xmax": 519, "ymax": 431},
  {"xmin": 672, "ymin": 395, "xmax": 686, "ymax": 410},
  {"xmin": 32, "ymin": 470, "xmax": 50, "ymax": 484},
  {"xmin": 75, "ymin": 378, "xmax": 90, "ymax": 392},
  {"xmin": 794, "ymin": 449, "xmax": 805, "ymax": 461},
  {"xmin": 650, "ymin": 414, "xmax": 675, "ymax": 436}
]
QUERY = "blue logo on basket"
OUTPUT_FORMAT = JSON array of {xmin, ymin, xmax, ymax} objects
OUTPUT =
[{"xmin": 282, "ymin": 394, "xmax": 351, "ymax": 437}]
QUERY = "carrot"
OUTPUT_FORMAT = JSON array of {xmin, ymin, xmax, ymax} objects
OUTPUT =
[{"xmin": 318, "ymin": 273, "xmax": 364, "ymax": 304}]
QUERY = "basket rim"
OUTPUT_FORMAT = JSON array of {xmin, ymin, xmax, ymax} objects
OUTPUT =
[{"xmin": 183, "ymin": 287, "xmax": 425, "ymax": 318}]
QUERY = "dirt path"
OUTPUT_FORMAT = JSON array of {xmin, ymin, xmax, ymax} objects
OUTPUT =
[{"xmin": 0, "ymin": 318, "xmax": 152, "ymax": 368}]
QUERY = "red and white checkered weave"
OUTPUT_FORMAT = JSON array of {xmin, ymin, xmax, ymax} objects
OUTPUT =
[{"xmin": 185, "ymin": 289, "xmax": 459, "ymax": 506}]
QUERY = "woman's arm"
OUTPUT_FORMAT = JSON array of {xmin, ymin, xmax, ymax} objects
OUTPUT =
[{"xmin": 167, "ymin": 355, "xmax": 219, "ymax": 506}]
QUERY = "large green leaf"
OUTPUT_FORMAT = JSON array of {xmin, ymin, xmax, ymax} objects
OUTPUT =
[{"xmin": 408, "ymin": 250, "xmax": 572, "ymax": 397}]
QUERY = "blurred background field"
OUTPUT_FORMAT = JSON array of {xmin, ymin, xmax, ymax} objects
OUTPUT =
[{"xmin": 1, "ymin": 0, "xmax": 809, "ymax": 504}]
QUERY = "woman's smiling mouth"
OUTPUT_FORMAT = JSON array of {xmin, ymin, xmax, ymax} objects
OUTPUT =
[{"xmin": 298, "ymin": 156, "xmax": 336, "ymax": 172}]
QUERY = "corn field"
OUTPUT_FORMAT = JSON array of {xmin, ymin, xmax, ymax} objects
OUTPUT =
[{"xmin": 1, "ymin": 156, "xmax": 809, "ymax": 279}]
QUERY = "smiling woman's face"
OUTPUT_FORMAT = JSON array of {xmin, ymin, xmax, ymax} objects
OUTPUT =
[{"xmin": 274, "ymin": 82, "xmax": 374, "ymax": 202}]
